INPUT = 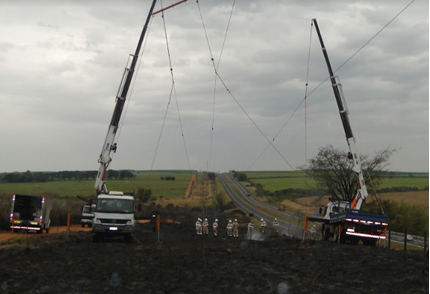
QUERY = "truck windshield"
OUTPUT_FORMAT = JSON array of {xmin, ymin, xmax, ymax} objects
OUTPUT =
[
  {"xmin": 96, "ymin": 199, "xmax": 134, "ymax": 213},
  {"xmin": 83, "ymin": 205, "xmax": 96, "ymax": 213}
]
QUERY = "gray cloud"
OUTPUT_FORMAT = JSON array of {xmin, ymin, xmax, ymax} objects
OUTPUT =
[{"xmin": 0, "ymin": 0, "xmax": 427, "ymax": 173}]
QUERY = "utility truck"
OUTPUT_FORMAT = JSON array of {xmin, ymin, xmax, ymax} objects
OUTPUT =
[
  {"xmin": 81, "ymin": 203, "xmax": 96, "ymax": 228},
  {"xmin": 91, "ymin": 0, "xmax": 158, "ymax": 242},
  {"xmin": 10, "ymin": 194, "xmax": 52, "ymax": 234},
  {"xmin": 308, "ymin": 19, "xmax": 388, "ymax": 246},
  {"xmin": 92, "ymin": 191, "xmax": 136, "ymax": 242}
]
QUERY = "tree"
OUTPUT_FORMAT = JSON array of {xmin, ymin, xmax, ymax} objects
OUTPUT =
[
  {"xmin": 207, "ymin": 172, "xmax": 216, "ymax": 181},
  {"xmin": 137, "ymin": 187, "xmax": 152, "ymax": 203},
  {"xmin": 304, "ymin": 145, "xmax": 396, "ymax": 202}
]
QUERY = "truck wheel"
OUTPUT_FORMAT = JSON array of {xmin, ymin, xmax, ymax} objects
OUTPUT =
[{"xmin": 321, "ymin": 225, "xmax": 330, "ymax": 241}]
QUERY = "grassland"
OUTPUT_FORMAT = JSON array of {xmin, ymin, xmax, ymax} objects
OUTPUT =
[
  {"xmin": 242, "ymin": 171, "xmax": 429, "ymax": 191},
  {"xmin": 0, "ymin": 171, "xmax": 195, "ymax": 199}
]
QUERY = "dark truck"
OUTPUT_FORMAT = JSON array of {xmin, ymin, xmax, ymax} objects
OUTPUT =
[{"xmin": 10, "ymin": 194, "xmax": 52, "ymax": 233}]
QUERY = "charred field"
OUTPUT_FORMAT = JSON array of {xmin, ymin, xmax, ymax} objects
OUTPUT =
[{"xmin": 0, "ymin": 215, "xmax": 428, "ymax": 294}]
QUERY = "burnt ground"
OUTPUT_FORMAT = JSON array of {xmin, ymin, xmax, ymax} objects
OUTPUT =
[{"xmin": 0, "ymin": 217, "xmax": 428, "ymax": 294}]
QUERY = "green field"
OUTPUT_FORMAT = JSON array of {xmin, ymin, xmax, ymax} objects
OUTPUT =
[
  {"xmin": 0, "ymin": 171, "xmax": 194, "ymax": 199},
  {"xmin": 241, "ymin": 171, "xmax": 429, "ymax": 191}
]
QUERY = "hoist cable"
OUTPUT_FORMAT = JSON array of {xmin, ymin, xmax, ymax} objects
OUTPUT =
[
  {"xmin": 151, "ymin": 1, "xmax": 191, "ymax": 170},
  {"xmin": 208, "ymin": 0, "xmax": 236, "ymax": 172},
  {"xmin": 247, "ymin": 0, "xmax": 415, "ymax": 171},
  {"xmin": 195, "ymin": 0, "xmax": 294, "ymax": 171}
]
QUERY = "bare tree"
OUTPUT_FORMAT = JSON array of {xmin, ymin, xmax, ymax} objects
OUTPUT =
[{"xmin": 304, "ymin": 145, "xmax": 396, "ymax": 202}]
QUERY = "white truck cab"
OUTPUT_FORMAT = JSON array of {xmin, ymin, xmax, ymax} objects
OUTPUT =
[
  {"xmin": 323, "ymin": 200, "xmax": 351, "ymax": 220},
  {"xmin": 92, "ymin": 191, "xmax": 136, "ymax": 243},
  {"xmin": 81, "ymin": 204, "xmax": 96, "ymax": 227}
]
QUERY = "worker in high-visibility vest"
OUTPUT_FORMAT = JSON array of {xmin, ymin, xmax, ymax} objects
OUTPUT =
[
  {"xmin": 260, "ymin": 218, "xmax": 267, "ymax": 234},
  {"xmin": 226, "ymin": 220, "xmax": 233, "ymax": 237},
  {"xmin": 195, "ymin": 218, "xmax": 202, "ymax": 235},
  {"xmin": 273, "ymin": 218, "xmax": 280, "ymax": 234},
  {"xmin": 212, "ymin": 219, "xmax": 219, "ymax": 237},
  {"xmin": 247, "ymin": 219, "xmax": 254, "ymax": 240},
  {"xmin": 232, "ymin": 219, "xmax": 239, "ymax": 238},
  {"xmin": 310, "ymin": 225, "xmax": 317, "ymax": 240},
  {"xmin": 202, "ymin": 218, "xmax": 209, "ymax": 235}
]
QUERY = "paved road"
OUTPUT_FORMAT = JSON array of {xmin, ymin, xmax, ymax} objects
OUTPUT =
[
  {"xmin": 218, "ymin": 173, "xmax": 306, "ymax": 239},
  {"xmin": 222, "ymin": 173, "xmax": 301, "ymax": 219}
]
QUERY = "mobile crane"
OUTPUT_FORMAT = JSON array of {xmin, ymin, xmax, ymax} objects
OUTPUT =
[
  {"xmin": 94, "ymin": 0, "xmax": 157, "ymax": 193},
  {"xmin": 90, "ymin": 0, "xmax": 188, "ymax": 242},
  {"xmin": 309, "ymin": 19, "xmax": 388, "ymax": 245},
  {"xmin": 91, "ymin": 0, "xmax": 157, "ymax": 242}
]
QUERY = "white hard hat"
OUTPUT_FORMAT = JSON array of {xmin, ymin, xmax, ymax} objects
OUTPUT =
[
  {"xmin": 234, "ymin": 219, "xmax": 237, "ymax": 222},
  {"xmin": 261, "ymin": 218, "xmax": 263, "ymax": 221},
  {"xmin": 229, "ymin": 220, "xmax": 232, "ymax": 222},
  {"xmin": 275, "ymin": 218, "xmax": 277, "ymax": 221},
  {"xmin": 215, "ymin": 219, "xmax": 218, "ymax": 222},
  {"xmin": 205, "ymin": 218, "xmax": 208, "ymax": 221}
]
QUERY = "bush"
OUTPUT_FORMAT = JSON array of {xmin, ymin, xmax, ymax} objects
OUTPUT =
[
  {"xmin": 0, "ymin": 194, "xmax": 12, "ymax": 230},
  {"xmin": 364, "ymin": 199, "xmax": 429, "ymax": 235}
]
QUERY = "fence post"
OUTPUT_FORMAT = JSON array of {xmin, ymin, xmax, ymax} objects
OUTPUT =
[
  {"xmin": 67, "ymin": 213, "xmax": 71, "ymax": 238},
  {"xmin": 156, "ymin": 214, "xmax": 161, "ymax": 244},
  {"xmin": 388, "ymin": 230, "xmax": 391, "ymax": 249}
]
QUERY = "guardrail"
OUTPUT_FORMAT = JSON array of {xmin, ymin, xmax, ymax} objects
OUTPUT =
[{"xmin": 389, "ymin": 231, "xmax": 428, "ymax": 242}]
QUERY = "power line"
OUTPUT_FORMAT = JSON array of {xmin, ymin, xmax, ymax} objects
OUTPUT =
[
  {"xmin": 151, "ymin": 0, "xmax": 191, "ymax": 170},
  {"xmin": 208, "ymin": 0, "xmax": 236, "ymax": 173},
  {"xmin": 247, "ymin": 0, "xmax": 417, "ymax": 170}
]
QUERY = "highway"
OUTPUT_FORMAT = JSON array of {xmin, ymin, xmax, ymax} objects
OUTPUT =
[
  {"xmin": 222, "ymin": 173, "xmax": 301, "ymax": 219},
  {"xmin": 218, "ymin": 173, "xmax": 306, "ymax": 239},
  {"xmin": 219, "ymin": 173, "xmax": 428, "ymax": 249}
]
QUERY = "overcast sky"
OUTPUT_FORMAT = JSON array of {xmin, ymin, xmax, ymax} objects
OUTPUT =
[{"xmin": 0, "ymin": 0, "xmax": 428, "ymax": 173}]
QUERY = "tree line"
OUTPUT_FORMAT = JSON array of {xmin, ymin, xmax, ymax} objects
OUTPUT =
[{"xmin": 0, "ymin": 170, "xmax": 136, "ymax": 183}]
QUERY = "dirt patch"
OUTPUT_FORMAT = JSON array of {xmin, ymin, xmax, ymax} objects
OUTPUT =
[
  {"xmin": 0, "ymin": 216, "xmax": 428, "ymax": 294},
  {"xmin": 0, "ymin": 225, "xmax": 91, "ymax": 242},
  {"xmin": 281, "ymin": 191, "xmax": 429, "ymax": 217}
]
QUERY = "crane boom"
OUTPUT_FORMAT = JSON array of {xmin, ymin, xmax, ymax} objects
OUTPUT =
[
  {"xmin": 95, "ymin": 0, "xmax": 158, "ymax": 193},
  {"xmin": 312, "ymin": 18, "xmax": 368, "ymax": 209}
]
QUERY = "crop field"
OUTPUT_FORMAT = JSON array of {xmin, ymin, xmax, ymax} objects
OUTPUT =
[
  {"xmin": 242, "ymin": 171, "xmax": 429, "ymax": 191},
  {"xmin": 0, "ymin": 171, "xmax": 195, "ymax": 199}
]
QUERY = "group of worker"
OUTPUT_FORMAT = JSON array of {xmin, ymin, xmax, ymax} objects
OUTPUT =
[{"xmin": 195, "ymin": 217, "xmax": 281, "ymax": 238}]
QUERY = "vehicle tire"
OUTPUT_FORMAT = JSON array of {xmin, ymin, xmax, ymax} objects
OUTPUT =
[
  {"xmin": 339, "ymin": 231, "xmax": 346, "ymax": 244},
  {"xmin": 322, "ymin": 225, "xmax": 330, "ymax": 241}
]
